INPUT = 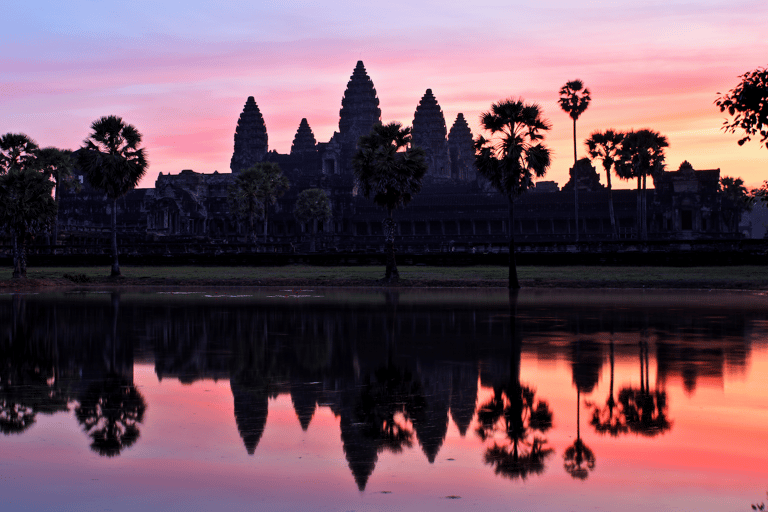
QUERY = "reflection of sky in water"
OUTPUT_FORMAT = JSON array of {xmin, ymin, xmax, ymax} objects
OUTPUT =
[{"xmin": 0, "ymin": 290, "xmax": 767, "ymax": 511}]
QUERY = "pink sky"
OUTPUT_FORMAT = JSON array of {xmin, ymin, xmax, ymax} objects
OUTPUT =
[{"xmin": 1, "ymin": 0, "xmax": 766, "ymax": 189}]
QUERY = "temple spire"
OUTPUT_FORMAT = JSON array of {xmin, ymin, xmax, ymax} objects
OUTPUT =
[
  {"xmin": 412, "ymin": 89, "xmax": 451, "ymax": 180},
  {"xmin": 290, "ymin": 118, "xmax": 317, "ymax": 155},
  {"xmin": 230, "ymin": 96, "xmax": 268, "ymax": 174},
  {"xmin": 448, "ymin": 113, "xmax": 477, "ymax": 182}
]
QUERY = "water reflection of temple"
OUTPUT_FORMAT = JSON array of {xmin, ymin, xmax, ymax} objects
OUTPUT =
[{"xmin": 1, "ymin": 292, "xmax": 766, "ymax": 487}]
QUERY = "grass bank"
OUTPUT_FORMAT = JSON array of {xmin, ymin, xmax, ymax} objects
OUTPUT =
[{"xmin": 2, "ymin": 265, "xmax": 768, "ymax": 290}]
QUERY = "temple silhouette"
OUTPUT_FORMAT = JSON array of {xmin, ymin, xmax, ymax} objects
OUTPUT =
[{"xmin": 54, "ymin": 61, "xmax": 748, "ymax": 254}]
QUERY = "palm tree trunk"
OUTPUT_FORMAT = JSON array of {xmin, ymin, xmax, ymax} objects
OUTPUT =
[
  {"xmin": 573, "ymin": 118, "xmax": 579, "ymax": 243},
  {"xmin": 606, "ymin": 170, "xmax": 617, "ymax": 239},
  {"xmin": 310, "ymin": 219, "xmax": 317, "ymax": 253},
  {"xmin": 508, "ymin": 195, "xmax": 520, "ymax": 289},
  {"xmin": 11, "ymin": 227, "xmax": 21, "ymax": 279},
  {"xmin": 384, "ymin": 209, "xmax": 399, "ymax": 281},
  {"xmin": 263, "ymin": 207, "xmax": 269, "ymax": 244},
  {"xmin": 636, "ymin": 175, "xmax": 642, "ymax": 239},
  {"xmin": 53, "ymin": 181, "xmax": 60, "ymax": 247},
  {"xmin": 19, "ymin": 230, "xmax": 28, "ymax": 278},
  {"xmin": 111, "ymin": 198, "xmax": 120, "ymax": 277},
  {"xmin": 641, "ymin": 173, "xmax": 648, "ymax": 240}
]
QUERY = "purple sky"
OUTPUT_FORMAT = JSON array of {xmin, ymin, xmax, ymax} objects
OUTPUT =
[{"xmin": 2, "ymin": 0, "xmax": 766, "ymax": 189}]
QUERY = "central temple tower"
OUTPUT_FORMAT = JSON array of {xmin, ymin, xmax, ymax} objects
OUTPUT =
[{"xmin": 338, "ymin": 61, "xmax": 381, "ymax": 175}]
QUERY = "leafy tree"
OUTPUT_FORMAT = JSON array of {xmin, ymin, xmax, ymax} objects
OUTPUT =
[
  {"xmin": 228, "ymin": 162, "xmax": 289, "ymax": 244},
  {"xmin": 715, "ymin": 67, "xmax": 768, "ymax": 148},
  {"xmin": 614, "ymin": 129, "xmax": 668, "ymax": 240},
  {"xmin": 353, "ymin": 122, "xmax": 427, "ymax": 282},
  {"xmin": 0, "ymin": 168, "xmax": 57, "ymax": 278},
  {"xmin": 474, "ymin": 99, "xmax": 552, "ymax": 289},
  {"xmin": 559, "ymin": 80, "xmax": 591, "ymax": 242},
  {"xmin": 37, "ymin": 147, "xmax": 80, "ymax": 245},
  {"xmin": 586, "ymin": 130, "xmax": 624, "ymax": 238},
  {"xmin": 719, "ymin": 176, "xmax": 753, "ymax": 233},
  {"xmin": 753, "ymin": 181, "xmax": 768, "ymax": 204},
  {"xmin": 78, "ymin": 116, "xmax": 148, "ymax": 277},
  {"xmin": 293, "ymin": 188, "xmax": 332, "ymax": 252}
]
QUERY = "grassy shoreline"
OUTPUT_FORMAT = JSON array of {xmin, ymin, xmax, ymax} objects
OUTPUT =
[{"xmin": 2, "ymin": 265, "xmax": 768, "ymax": 290}]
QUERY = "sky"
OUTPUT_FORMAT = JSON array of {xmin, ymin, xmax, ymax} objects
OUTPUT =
[{"xmin": 1, "ymin": 0, "xmax": 766, "ymax": 190}]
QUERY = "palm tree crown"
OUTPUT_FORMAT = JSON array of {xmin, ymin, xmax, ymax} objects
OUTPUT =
[
  {"xmin": 353, "ymin": 122, "xmax": 427, "ymax": 212},
  {"xmin": 0, "ymin": 133, "xmax": 39, "ymax": 174},
  {"xmin": 474, "ymin": 99, "xmax": 552, "ymax": 197},
  {"xmin": 558, "ymin": 80, "xmax": 591, "ymax": 122},
  {"xmin": 78, "ymin": 115, "xmax": 147, "ymax": 200}
]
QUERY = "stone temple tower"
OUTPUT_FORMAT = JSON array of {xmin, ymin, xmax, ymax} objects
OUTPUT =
[
  {"xmin": 338, "ymin": 61, "xmax": 381, "ymax": 172},
  {"xmin": 448, "ymin": 113, "xmax": 477, "ymax": 182},
  {"xmin": 230, "ymin": 96, "xmax": 268, "ymax": 174},
  {"xmin": 290, "ymin": 118, "xmax": 317, "ymax": 156},
  {"xmin": 412, "ymin": 89, "xmax": 451, "ymax": 180}
]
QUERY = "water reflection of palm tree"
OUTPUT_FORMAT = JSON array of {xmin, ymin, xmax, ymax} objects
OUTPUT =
[
  {"xmin": 75, "ymin": 292, "xmax": 146, "ymax": 457},
  {"xmin": 476, "ymin": 290, "xmax": 554, "ymax": 480},
  {"xmin": 75, "ymin": 374, "xmax": 147, "ymax": 457},
  {"xmin": 563, "ymin": 390, "xmax": 596, "ymax": 480},
  {"xmin": 618, "ymin": 340, "xmax": 672, "ymax": 437},
  {"xmin": 564, "ymin": 339, "xmax": 600, "ymax": 479},
  {"xmin": 587, "ymin": 338, "xmax": 628, "ymax": 437}
]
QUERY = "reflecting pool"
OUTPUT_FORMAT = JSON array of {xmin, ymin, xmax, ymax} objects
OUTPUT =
[{"xmin": 1, "ymin": 288, "xmax": 767, "ymax": 511}]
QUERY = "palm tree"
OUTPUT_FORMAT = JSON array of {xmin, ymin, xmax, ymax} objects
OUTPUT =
[
  {"xmin": 0, "ymin": 168, "xmax": 57, "ymax": 278},
  {"xmin": 559, "ymin": 80, "xmax": 591, "ymax": 242},
  {"xmin": 586, "ymin": 130, "xmax": 624, "ymax": 239},
  {"xmin": 228, "ymin": 162, "xmax": 289, "ymax": 244},
  {"xmin": 474, "ymin": 99, "xmax": 552, "ymax": 289},
  {"xmin": 587, "ymin": 338, "xmax": 628, "ymax": 437},
  {"xmin": 77, "ymin": 116, "xmax": 148, "ymax": 276},
  {"xmin": 293, "ymin": 188, "xmax": 332, "ymax": 252},
  {"xmin": 614, "ymin": 129, "xmax": 668, "ymax": 240},
  {"xmin": 0, "ymin": 133, "xmax": 39, "ymax": 174},
  {"xmin": 353, "ymin": 122, "xmax": 427, "ymax": 282},
  {"xmin": 37, "ymin": 147, "xmax": 80, "ymax": 246}
]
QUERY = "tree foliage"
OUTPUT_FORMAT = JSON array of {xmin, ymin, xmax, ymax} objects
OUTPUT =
[
  {"xmin": 0, "ymin": 168, "xmax": 57, "ymax": 277},
  {"xmin": 719, "ymin": 176, "xmax": 753, "ymax": 233},
  {"xmin": 558, "ymin": 80, "xmax": 591, "ymax": 123},
  {"xmin": 716, "ymin": 67, "xmax": 768, "ymax": 148},
  {"xmin": 293, "ymin": 188, "xmax": 332, "ymax": 226},
  {"xmin": 474, "ymin": 98, "xmax": 551, "ymax": 288},
  {"xmin": 0, "ymin": 133, "xmax": 39, "ymax": 174},
  {"xmin": 352, "ymin": 122, "xmax": 427, "ymax": 212},
  {"xmin": 227, "ymin": 162, "xmax": 289, "ymax": 243},
  {"xmin": 294, "ymin": 188, "xmax": 332, "ymax": 252},
  {"xmin": 78, "ymin": 116, "xmax": 147, "ymax": 200}
]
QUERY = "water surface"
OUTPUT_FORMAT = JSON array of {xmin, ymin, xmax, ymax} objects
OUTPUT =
[{"xmin": 1, "ymin": 288, "xmax": 767, "ymax": 511}]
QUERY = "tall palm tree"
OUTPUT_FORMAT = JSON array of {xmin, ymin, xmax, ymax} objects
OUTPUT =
[
  {"xmin": 37, "ymin": 147, "xmax": 79, "ymax": 246},
  {"xmin": 78, "ymin": 116, "xmax": 148, "ymax": 276},
  {"xmin": 586, "ymin": 130, "xmax": 624, "ymax": 239},
  {"xmin": 228, "ymin": 163, "xmax": 289, "ymax": 244},
  {"xmin": 475, "ymin": 99, "xmax": 552, "ymax": 289},
  {"xmin": 614, "ymin": 129, "xmax": 668, "ymax": 240},
  {"xmin": 353, "ymin": 122, "xmax": 427, "ymax": 282},
  {"xmin": 559, "ymin": 80, "xmax": 591, "ymax": 242}
]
